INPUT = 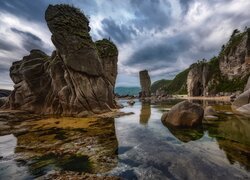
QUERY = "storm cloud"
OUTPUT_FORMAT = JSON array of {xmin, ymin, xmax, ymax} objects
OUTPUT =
[{"xmin": 0, "ymin": 0, "xmax": 250, "ymax": 88}]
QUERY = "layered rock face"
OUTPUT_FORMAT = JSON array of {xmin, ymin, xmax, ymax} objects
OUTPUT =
[
  {"xmin": 187, "ymin": 63, "xmax": 209, "ymax": 96},
  {"xmin": 2, "ymin": 5, "xmax": 118, "ymax": 116},
  {"xmin": 139, "ymin": 70, "xmax": 151, "ymax": 97},
  {"xmin": 220, "ymin": 31, "xmax": 250, "ymax": 80}
]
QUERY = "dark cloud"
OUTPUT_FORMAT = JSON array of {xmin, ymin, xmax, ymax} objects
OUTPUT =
[
  {"xmin": 99, "ymin": 18, "xmax": 137, "ymax": 44},
  {"xmin": 0, "ymin": 63, "xmax": 10, "ymax": 73},
  {"xmin": 126, "ymin": 34, "xmax": 192, "ymax": 67},
  {"xmin": 179, "ymin": 0, "xmax": 193, "ymax": 14},
  {"xmin": 129, "ymin": 0, "xmax": 172, "ymax": 31},
  {"xmin": 0, "ymin": 0, "xmax": 48, "ymax": 22},
  {"xmin": 11, "ymin": 28, "xmax": 48, "ymax": 52},
  {"xmin": 0, "ymin": 39, "xmax": 17, "ymax": 51}
]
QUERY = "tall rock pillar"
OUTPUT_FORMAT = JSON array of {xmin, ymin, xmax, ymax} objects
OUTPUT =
[{"xmin": 139, "ymin": 70, "xmax": 151, "ymax": 97}]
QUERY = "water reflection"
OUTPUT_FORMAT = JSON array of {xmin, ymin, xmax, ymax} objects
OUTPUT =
[
  {"xmin": 0, "ymin": 117, "xmax": 118, "ymax": 179},
  {"xmin": 166, "ymin": 126, "xmax": 204, "ymax": 143},
  {"xmin": 139, "ymin": 102, "xmax": 151, "ymax": 125},
  {"xmin": 205, "ymin": 114, "xmax": 250, "ymax": 170},
  {"xmin": 113, "ymin": 99, "xmax": 250, "ymax": 179}
]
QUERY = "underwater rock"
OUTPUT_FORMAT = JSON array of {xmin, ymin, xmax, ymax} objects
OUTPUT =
[
  {"xmin": 1, "ymin": 5, "xmax": 118, "ymax": 116},
  {"xmin": 204, "ymin": 106, "xmax": 218, "ymax": 116}
]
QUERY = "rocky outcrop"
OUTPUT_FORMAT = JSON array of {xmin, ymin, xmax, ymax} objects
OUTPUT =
[
  {"xmin": 139, "ymin": 70, "xmax": 151, "ymax": 97},
  {"xmin": 187, "ymin": 63, "xmax": 210, "ymax": 96},
  {"xmin": 232, "ymin": 89, "xmax": 250, "ymax": 115},
  {"xmin": 220, "ymin": 31, "xmax": 250, "ymax": 80},
  {"xmin": 1, "ymin": 4, "xmax": 118, "ymax": 116},
  {"xmin": 161, "ymin": 101, "xmax": 204, "ymax": 127}
]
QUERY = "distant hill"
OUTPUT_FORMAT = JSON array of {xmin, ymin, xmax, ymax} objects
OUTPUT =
[
  {"xmin": 151, "ymin": 79, "xmax": 172, "ymax": 93},
  {"xmin": 115, "ymin": 87, "xmax": 140, "ymax": 96},
  {"xmin": 0, "ymin": 89, "xmax": 11, "ymax": 97}
]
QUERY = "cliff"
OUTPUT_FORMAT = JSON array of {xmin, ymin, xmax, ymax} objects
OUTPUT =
[
  {"xmin": 153, "ymin": 28, "xmax": 250, "ymax": 96},
  {"xmin": 1, "ymin": 4, "xmax": 118, "ymax": 116}
]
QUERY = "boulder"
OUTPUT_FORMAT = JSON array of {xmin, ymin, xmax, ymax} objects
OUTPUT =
[
  {"xmin": 204, "ymin": 106, "xmax": 217, "ymax": 116},
  {"xmin": 139, "ymin": 70, "xmax": 151, "ymax": 97},
  {"xmin": 232, "ymin": 89, "xmax": 250, "ymax": 109},
  {"xmin": 161, "ymin": 101, "xmax": 204, "ymax": 127},
  {"xmin": 1, "ymin": 4, "xmax": 118, "ymax": 116},
  {"xmin": 127, "ymin": 100, "xmax": 135, "ymax": 106}
]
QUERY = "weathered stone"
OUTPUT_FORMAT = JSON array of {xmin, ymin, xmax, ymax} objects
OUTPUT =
[
  {"xmin": 232, "ymin": 89, "xmax": 250, "ymax": 109},
  {"xmin": 1, "ymin": 5, "xmax": 118, "ymax": 116},
  {"xmin": 127, "ymin": 100, "xmax": 135, "ymax": 106},
  {"xmin": 161, "ymin": 101, "xmax": 204, "ymax": 127},
  {"xmin": 139, "ymin": 70, "xmax": 151, "ymax": 97},
  {"xmin": 220, "ymin": 31, "xmax": 250, "ymax": 80},
  {"xmin": 187, "ymin": 63, "xmax": 209, "ymax": 96},
  {"xmin": 0, "ymin": 97, "xmax": 7, "ymax": 107},
  {"xmin": 232, "ymin": 89, "xmax": 250, "ymax": 115}
]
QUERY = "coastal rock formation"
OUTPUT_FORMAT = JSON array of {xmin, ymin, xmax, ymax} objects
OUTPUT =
[
  {"xmin": 220, "ymin": 31, "xmax": 250, "ymax": 80},
  {"xmin": 187, "ymin": 63, "xmax": 210, "ymax": 96},
  {"xmin": 161, "ymin": 101, "xmax": 204, "ymax": 127},
  {"xmin": 1, "ymin": 4, "xmax": 118, "ymax": 116},
  {"xmin": 232, "ymin": 89, "xmax": 250, "ymax": 115},
  {"xmin": 139, "ymin": 70, "xmax": 151, "ymax": 97}
]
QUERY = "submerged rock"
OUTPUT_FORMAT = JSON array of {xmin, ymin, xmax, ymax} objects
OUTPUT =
[
  {"xmin": 204, "ymin": 106, "xmax": 218, "ymax": 116},
  {"xmin": 161, "ymin": 101, "xmax": 204, "ymax": 127},
  {"xmin": 1, "ymin": 5, "xmax": 118, "ymax": 116},
  {"xmin": 139, "ymin": 70, "xmax": 151, "ymax": 97}
]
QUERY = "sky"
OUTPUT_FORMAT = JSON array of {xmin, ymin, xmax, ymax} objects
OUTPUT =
[{"xmin": 0, "ymin": 0, "xmax": 250, "ymax": 89}]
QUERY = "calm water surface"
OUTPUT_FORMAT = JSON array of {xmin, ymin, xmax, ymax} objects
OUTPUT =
[{"xmin": 0, "ymin": 99, "xmax": 250, "ymax": 179}]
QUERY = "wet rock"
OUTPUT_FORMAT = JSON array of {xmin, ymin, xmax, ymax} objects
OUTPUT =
[
  {"xmin": 204, "ymin": 106, "xmax": 217, "ymax": 116},
  {"xmin": 139, "ymin": 70, "xmax": 151, "ymax": 97},
  {"xmin": 161, "ymin": 101, "xmax": 204, "ymax": 127},
  {"xmin": 127, "ymin": 100, "xmax": 135, "ymax": 106},
  {"xmin": 0, "ymin": 97, "xmax": 7, "ymax": 107},
  {"xmin": 1, "ymin": 5, "xmax": 118, "ymax": 116}
]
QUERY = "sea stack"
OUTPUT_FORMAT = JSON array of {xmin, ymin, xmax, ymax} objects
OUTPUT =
[
  {"xmin": 139, "ymin": 70, "xmax": 151, "ymax": 97},
  {"xmin": 1, "ymin": 4, "xmax": 118, "ymax": 116}
]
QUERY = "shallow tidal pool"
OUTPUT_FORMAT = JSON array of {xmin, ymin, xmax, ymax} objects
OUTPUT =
[{"xmin": 0, "ymin": 99, "xmax": 250, "ymax": 179}]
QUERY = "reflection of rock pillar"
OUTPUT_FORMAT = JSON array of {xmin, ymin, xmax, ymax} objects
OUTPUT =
[
  {"xmin": 139, "ymin": 70, "xmax": 151, "ymax": 97},
  {"xmin": 140, "ymin": 103, "xmax": 151, "ymax": 125}
]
